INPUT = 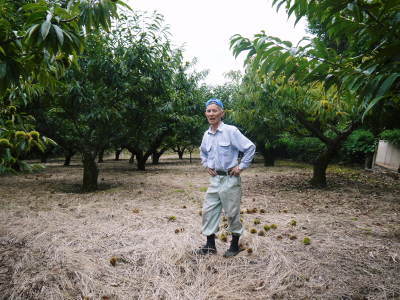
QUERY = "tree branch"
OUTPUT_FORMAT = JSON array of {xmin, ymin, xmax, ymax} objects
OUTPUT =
[
  {"xmin": 60, "ymin": 15, "xmax": 79, "ymax": 23},
  {"xmin": 294, "ymin": 111, "xmax": 333, "ymax": 145},
  {"xmin": 1, "ymin": 36, "xmax": 23, "ymax": 45}
]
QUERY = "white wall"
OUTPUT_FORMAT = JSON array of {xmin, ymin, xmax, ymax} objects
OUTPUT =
[{"xmin": 374, "ymin": 140, "xmax": 400, "ymax": 171}]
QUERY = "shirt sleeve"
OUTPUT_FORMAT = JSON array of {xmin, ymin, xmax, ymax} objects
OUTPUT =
[
  {"xmin": 231, "ymin": 127, "xmax": 256, "ymax": 169},
  {"xmin": 199, "ymin": 133, "xmax": 209, "ymax": 168}
]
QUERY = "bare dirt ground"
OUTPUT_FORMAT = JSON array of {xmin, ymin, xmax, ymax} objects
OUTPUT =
[{"xmin": 0, "ymin": 154, "xmax": 399, "ymax": 300}]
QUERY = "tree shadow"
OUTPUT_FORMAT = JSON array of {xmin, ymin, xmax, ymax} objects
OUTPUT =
[{"xmin": 50, "ymin": 181, "xmax": 122, "ymax": 194}]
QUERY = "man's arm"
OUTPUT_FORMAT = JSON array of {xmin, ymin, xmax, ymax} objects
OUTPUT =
[
  {"xmin": 199, "ymin": 134, "xmax": 209, "ymax": 168},
  {"xmin": 231, "ymin": 128, "xmax": 256, "ymax": 173},
  {"xmin": 200, "ymin": 134, "xmax": 218, "ymax": 176}
]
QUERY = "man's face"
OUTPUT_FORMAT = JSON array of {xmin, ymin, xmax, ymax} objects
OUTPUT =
[{"xmin": 205, "ymin": 104, "xmax": 224, "ymax": 126}]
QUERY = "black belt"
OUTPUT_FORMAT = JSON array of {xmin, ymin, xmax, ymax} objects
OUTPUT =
[{"xmin": 216, "ymin": 170, "xmax": 231, "ymax": 176}]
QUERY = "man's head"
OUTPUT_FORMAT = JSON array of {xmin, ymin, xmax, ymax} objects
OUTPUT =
[{"xmin": 205, "ymin": 98, "xmax": 224, "ymax": 127}]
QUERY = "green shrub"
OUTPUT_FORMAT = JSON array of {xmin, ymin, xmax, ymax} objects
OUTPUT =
[
  {"xmin": 342, "ymin": 129, "xmax": 376, "ymax": 163},
  {"xmin": 276, "ymin": 135, "xmax": 325, "ymax": 163},
  {"xmin": 380, "ymin": 129, "xmax": 400, "ymax": 147}
]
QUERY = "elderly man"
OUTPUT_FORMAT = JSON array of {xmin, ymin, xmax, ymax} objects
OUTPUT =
[{"xmin": 196, "ymin": 98, "xmax": 255, "ymax": 257}]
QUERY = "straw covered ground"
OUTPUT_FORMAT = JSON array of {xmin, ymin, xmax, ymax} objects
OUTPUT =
[{"xmin": 0, "ymin": 154, "xmax": 399, "ymax": 300}]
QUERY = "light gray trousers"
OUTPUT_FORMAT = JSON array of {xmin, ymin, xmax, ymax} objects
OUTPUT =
[{"xmin": 201, "ymin": 175, "xmax": 244, "ymax": 236}]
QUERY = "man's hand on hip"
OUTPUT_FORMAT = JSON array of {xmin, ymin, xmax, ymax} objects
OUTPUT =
[
  {"xmin": 229, "ymin": 166, "xmax": 242, "ymax": 176},
  {"xmin": 207, "ymin": 168, "xmax": 217, "ymax": 176}
]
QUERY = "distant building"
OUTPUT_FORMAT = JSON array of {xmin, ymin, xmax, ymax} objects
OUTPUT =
[{"xmin": 374, "ymin": 140, "xmax": 400, "ymax": 172}]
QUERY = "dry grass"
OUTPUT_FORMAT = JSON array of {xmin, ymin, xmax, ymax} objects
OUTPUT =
[{"xmin": 0, "ymin": 154, "xmax": 400, "ymax": 300}]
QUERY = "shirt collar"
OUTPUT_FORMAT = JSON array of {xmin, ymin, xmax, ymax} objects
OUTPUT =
[{"xmin": 207, "ymin": 122, "xmax": 225, "ymax": 134}]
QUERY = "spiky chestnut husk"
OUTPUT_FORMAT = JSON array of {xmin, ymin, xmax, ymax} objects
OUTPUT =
[
  {"xmin": 110, "ymin": 256, "xmax": 118, "ymax": 266},
  {"xmin": 8, "ymin": 105, "xmax": 16, "ymax": 114},
  {"xmin": 0, "ymin": 138, "xmax": 11, "ymax": 148},
  {"xmin": 15, "ymin": 131, "xmax": 26, "ymax": 139},
  {"xmin": 29, "ymin": 131, "xmax": 40, "ymax": 140}
]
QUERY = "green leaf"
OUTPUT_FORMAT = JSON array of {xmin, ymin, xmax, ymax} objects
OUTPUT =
[
  {"xmin": 116, "ymin": 0, "xmax": 133, "ymax": 11},
  {"xmin": 52, "ymin": 24, "xmax": 64, "ymax": 45},
  {"xmin": 262, "ymin": 46, "xmax": 283, "ymax": 57},
  {"xmin": 375, "ymin": 73, "xmax": 400, "ymax": 98},
  {"xmin": 27, "ymin": 24, "xmax": 40, "ymax": 40},
  {"xmin": 41, "ymin": 21, "xmax": 52, "ymax": 40},
  {"xmin": 0, "ymin": 64, "xmax": 6, "ymax": 79},
  {"xmin": 362, "ymin": 96, "xmax": 385, "ymax": 120}
]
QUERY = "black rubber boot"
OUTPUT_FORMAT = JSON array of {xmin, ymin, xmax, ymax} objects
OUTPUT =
[
  {"xmin": 223, "ymin": 234, "xmax": 243, "ymax": 258},
  {"xmin": 194, "ymin": 234, "xmax": 217, "ymax": 255}
]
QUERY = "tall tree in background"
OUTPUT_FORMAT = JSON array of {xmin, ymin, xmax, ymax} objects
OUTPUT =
[
  {"xmin": 0, "ymin": 0, "xmax": 126, "ymax": 173},
  {"xmin": 230, "ymin": 0, "xmax": 399, "ymax": 186},
  {"xmin": 231, "ymin": 0, "xmax": 399, "ymax": 116}
]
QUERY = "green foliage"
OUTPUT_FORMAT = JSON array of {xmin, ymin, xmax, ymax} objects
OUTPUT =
[
  {"xmin": 231, "ymin": 0, "xmax": 400, "ymax": 116},
  {"xmin": 0, "ymin": 0, "xmax": 127, "ymax": 95},
  {"xmin": 229, "ymin": 0, "xmax": 387, "ymax": 185},
  {"xmin": 0, "ymin": 0, "xmax": 127, "ymax": 175},
  {"xmin": 342, "ymin": 129, "xmax": 376, "ymax": 163},
  {"xmin": 277, "ymin": 135, "xmax": 325, "ymax": 163},
  {"xmin": 20, "ymin": 10, "xmax": 209, "ymax": 190},
  {"xmin": 0, "ymin": 105, "xmax": 55, "ymax": 173},
  {"xmin": 380, "ymin": 129, "xmax": 400, "ymax": 146}
]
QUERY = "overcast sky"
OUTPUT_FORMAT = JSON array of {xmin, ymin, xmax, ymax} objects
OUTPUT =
[{"xmin": 126, "ymin": 0, "xmax": 308, "ymax": 85}]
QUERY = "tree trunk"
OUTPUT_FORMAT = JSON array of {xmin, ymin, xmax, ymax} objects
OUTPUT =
[
  {"xmin": 152, "ymin": 152, "xmax": 161, "ymax": 164},
  {"xmin": 178, "ymin": 150, "xmax": 184, "ymax": 159},
  {"xmin": 294, "ymin": 112, "xmax": 359, "ymax": 187},
  {"xmin": 364, "ymin": 153, "xmax": 373, "ymax": 169},
  {"xmin": 129, "ymin": 152, "xmax": 135, "ymax": 164},
  {"xmin": 189, "ymin": 150, "xmax": 192, "ymax": 164},
  {"xmin": 152, "ymin": 148, "xmax": 167, "ymax": 164},
  {"xmin": 64, "ymin": 150, "xmax": 75, "ymax": 166},
  {"xmin": 263, "ymin": 150, "xmax": 276, "ymax": 166},
  {"xmin": 98, "ymin": 148, "xmax": 105, "ymax": 163},
  {"xmin": 82, "ymin": 151, "xmax": 99, "ymax": 192},
  {"xmin": 40, "ymin": 152, "xmax": 49, "ymax": 163},
  {"xmin": 136, "ymin": 150, "xmax": 146, "ymax": 171},
  {"xmin": 311, "ymin": 155, "xmax": 330, "ymax": 187},
  {"xmin": 311, "ymin": 143, "xmax": 343, "ymax": 187},
  {"xmin": 257, "ymin": 141, "xmax": 276, "ymax": 166},
  {"xmin": 115, "ymin": 148, "xmax": 122, "ymax": 160}
]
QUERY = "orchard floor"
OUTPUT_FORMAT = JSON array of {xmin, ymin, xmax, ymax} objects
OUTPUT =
[{"xmin": 1, "ymin": 154, "xmax": 400, "ymax": 300}]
